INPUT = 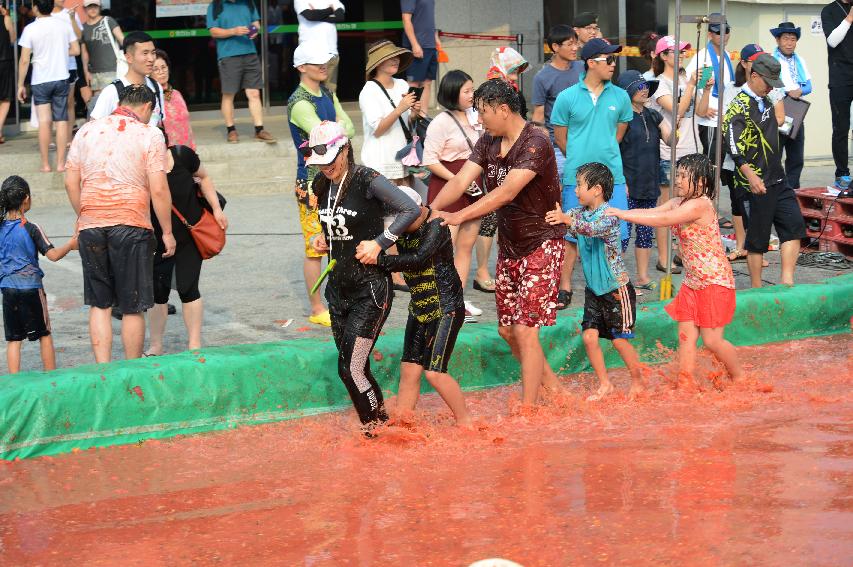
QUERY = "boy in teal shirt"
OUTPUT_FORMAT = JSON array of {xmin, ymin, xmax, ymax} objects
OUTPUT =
[{"xmin": 546, "ymin": 162, "xmax": 643, "ymax": 401}]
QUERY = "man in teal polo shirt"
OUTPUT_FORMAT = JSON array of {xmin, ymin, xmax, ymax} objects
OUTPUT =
[
  {"xmin": 551, "ymin": 37, "xmax": 632, "ymax": 308},
  {"xmin": 207, "ymin": 0, "xmax": 275, "ymax": 143}
]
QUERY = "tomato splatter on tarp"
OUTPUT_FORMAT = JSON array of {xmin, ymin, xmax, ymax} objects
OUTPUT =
[{"xmin": 130, "ymin": 385, "xmax": 144, "ymax": 401}]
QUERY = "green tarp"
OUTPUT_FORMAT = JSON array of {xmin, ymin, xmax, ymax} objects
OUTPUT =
[{"xmin": 2, "ymin": 274, "xmax": 851, "ymax": 460}]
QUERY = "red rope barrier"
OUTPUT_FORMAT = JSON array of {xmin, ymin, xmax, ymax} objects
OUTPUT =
[{"xmin": 438, "ymin": 31, "xmax": 518, "ymax": 42}]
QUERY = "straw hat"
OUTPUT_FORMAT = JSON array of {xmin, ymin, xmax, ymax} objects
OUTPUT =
[{"xmin": 365, "ymin": 40, "xmax": 414, "ymax": 80}]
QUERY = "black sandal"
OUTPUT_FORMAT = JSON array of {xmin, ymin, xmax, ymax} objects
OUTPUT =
[
  {"xmin": 718, "ymin": 217, "xmax": 734, "ymax": 230},
  {"xmin": 556, "ymin": 289, "xmax": 573, "ymax": 310}
]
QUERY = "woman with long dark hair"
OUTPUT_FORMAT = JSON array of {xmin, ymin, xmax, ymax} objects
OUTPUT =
[{"xmin": 308, "ymin": 121, "xmax": 420, "ymax": 434}]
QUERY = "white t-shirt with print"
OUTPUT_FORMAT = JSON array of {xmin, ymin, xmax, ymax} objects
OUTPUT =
[
  {"xmin": 294, "ymin": 0, "xmax": 344, "ymax": 54},
  {"xmin": 18, "ymin": 17, "xmax": 77, "ymax": 85},
  {"xmin": 359, "ymin": 78, "xmax": 411, "ymax": 179},
  {"xmin": 90, "ymin": 75, "xmax": 164, "ymax": 127},
  {"xmin": 51, "ymin": 10, "xmax": 83, "ymax": 71}
]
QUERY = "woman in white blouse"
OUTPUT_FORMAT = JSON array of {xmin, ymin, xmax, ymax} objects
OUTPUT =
[
  {"xmin": 423, "ymin": 70, "xmax": 487, "ymax": 318},
  {"xmin": 358, "ymin": 40, "xmax": 420, "ymax": 185}
]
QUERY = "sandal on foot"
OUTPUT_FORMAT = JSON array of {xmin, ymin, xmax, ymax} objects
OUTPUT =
[
  {"xmin": 556, "ymin": 289, "xmax": 572, "ymax": 310},
  {"xmin": 656, "ymin": 262, "xmax": 682, "ymax": 274},
  {"xmin": 718, "ymin": 217, "xmax": 734, "ymax": 230},
  {"xmin": 727, "ymin": 249, "xmax": 747, "ymax": 262},
  {"xmin": 473, "ymin": 278, "xmax": 496, "ymax": 293}
]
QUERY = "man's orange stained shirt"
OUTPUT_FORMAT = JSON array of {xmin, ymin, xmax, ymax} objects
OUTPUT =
[{"xmin": 66, "ymin": 113, "xmax": 168, "ymax": 231}]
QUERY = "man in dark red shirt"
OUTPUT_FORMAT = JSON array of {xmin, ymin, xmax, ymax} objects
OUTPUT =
[{"xmin": 431, "ymin": 79, "xmax": 566, "ymax": 407}]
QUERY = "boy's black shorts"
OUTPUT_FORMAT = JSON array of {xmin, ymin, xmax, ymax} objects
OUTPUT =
[
  {"xmin": 582, "ymin": 283, "xmax": 636, "ymax": 341},
  {"xmin": 401, "ymin": 307, "xmax": 465, "ymax": 373},
  {"xmin": 2, "ymin": 288, "xmax": 51, "ymax": 342}
]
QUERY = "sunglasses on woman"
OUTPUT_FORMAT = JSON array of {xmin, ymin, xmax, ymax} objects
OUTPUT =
[{"xmin": 299, "ymin": 134, "xmax": 346, "ymax": 158}]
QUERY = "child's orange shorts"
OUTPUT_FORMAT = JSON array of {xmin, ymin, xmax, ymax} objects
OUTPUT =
[{"xmin": 665, "ymin": 284, "xmax": 736, "ymax": 329}]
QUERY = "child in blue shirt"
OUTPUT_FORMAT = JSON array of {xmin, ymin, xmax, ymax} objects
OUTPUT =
[
  {"xmin": 545, "ymin": 163, "xmax": 644, "ymax": 400},
  {"xmin": 0, "ymin": 176, "xmax": 77, "ymax": 374}
]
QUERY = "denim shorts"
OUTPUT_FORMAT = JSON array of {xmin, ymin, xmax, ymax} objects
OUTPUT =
[
  {"xmin": 659, "ymin": 159, "xmax": 672, "ymax": 186},
  {"xmin": 405, "ymin": 48, "xmax": 438, "ymax": 82},
  {"xmin": 30, "ymin": 80, "xmax": 69, "ymax": 121}
]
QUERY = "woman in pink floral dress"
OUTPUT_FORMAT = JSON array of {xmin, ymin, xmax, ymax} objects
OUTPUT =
[{"xmin": 152, "ymin": 49, "xmax": 196, "ymax": 149}]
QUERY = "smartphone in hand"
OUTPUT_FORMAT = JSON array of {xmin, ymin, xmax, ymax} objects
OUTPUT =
[
  {"xmin": 407, "ymin": 86, "xmax": 424, "ymax": 100},
  {"xmin": 698, "ymin": 66, "xmax": 713, "ymax": 89}
]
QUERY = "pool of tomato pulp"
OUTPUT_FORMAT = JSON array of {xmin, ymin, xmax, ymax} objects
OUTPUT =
[{"xmin": 1, "ymin": 335, "xmax": 851, "ymax": 566}]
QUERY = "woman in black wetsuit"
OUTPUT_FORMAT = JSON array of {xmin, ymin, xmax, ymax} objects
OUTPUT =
[
  {"xmin": 146, "ymin": 145, "xmax": 228, "ymax": 356},
  {"xmin": 308, "ymin": 121, "xmax": 420, "ymax": 432}
]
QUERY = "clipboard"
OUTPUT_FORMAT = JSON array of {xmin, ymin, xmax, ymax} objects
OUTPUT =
[{"xmin": 783, "ymin": 96, "xmax": 810, "ymax": 139}]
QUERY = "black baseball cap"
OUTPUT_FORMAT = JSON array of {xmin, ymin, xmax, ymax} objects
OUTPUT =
[{"xmin": 708, "ymin": 13, "xmax": 731, "ymax": 34}]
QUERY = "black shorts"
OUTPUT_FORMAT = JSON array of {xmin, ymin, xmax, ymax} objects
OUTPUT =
[
  {"xmin": 401, "ymin": 307, "xmax": 465, "ymax": 373},
  {"xmin": 719, "ymin": 169, "xmax": 745, "ymax": 217},
  {"xmin": 218, "ymin": 53, "xmax": 263, "ymax": 94},
  {"xmin": 582, "ymin": 283, "xmax": 637, "ymax": 341},
  {"xmin": 78, "ymin": 225, "xmax": 156, "ymax": 314},
  {"xmin": 0, "ymin": 59, "xmax": 14, "ymax": 102},
  {"xmin": 742, "ymin": 182, "xmax": 807, "ymax": 253},
  {"xmin": 2, "ymin": 288, "xmax": 51, "ymax": 342}
]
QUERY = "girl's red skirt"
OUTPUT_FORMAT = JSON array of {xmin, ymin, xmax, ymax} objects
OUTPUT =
[{"xmin": 665, "ymin": 284, "xmax": 736, "ymax": 328}]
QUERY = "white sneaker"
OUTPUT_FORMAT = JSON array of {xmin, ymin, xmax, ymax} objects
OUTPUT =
[{"xmin": 464, "ymin": 300, "xmax": 483, "ymax": 316}]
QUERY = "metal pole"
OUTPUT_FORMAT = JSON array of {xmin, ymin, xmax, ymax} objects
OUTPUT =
[
  {"xmin": 260, "ymin": 0, "xmax": 270, "ymax": 111},
  {"xmin": 11, "ymin": 0, "xmax": 19, "ymax": 132},
  {"xmin": 713, "ymin": 1, "xmax": 727, "ymax": 214},
  {"xmin": 667, "ymin": 0, "xmax": 682, "ymax": 284},
  {"xmin": 618, "ymin": 0, "xmax": 627, "ymax": 74}
]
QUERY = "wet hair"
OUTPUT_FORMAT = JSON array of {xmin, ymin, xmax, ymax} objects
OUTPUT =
[
  {"xmin": 576, "ymin": 162, "xmax": 614, "ymax": 201},
  {"xmin": 473, "ymin": 78, "xmax": 522, "ymax": 114},
  {"xmin": 0, "ymin": 176, "xmax": 31, "ymax": 221},
  {"xmin": 118, "ymin": 83, "xmax": 156, "ymax": 107},
  {"xmin": 675, "ymin": 153, "xmax": 716, "ymax": 201},
  {"xmin": 437, "ymin": 70, "xmax": 473, "ymax": 111},
  {"xmin": 154, "ymin": 49, "xmax": 171, "ymax": 68},
  {"xmin": 33, "ymin": 0, "xmax": 53, "ymax": 16},
  {"xmin": 122, "ymin": 31, "xmax": 154, "ymax": 54},
  {"xmin": 548, "ymin": 25, "xmax": 577, "ymax": 51},
  {"xmin": 638, "ymin": 31, "xmax": 659, "ymax": 60}
]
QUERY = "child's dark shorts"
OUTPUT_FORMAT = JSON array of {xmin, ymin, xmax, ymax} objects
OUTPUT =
[
  {"xmin": 401, "ymin": 307, "xmax": 465, "ymax": 373},
  {"xmin": 2, "ymin": 287, "xmax": 51, "ymax": 342},
  {"xmin": 582, "ymin": 283, "xmax": 636, "ymax": 341}
]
